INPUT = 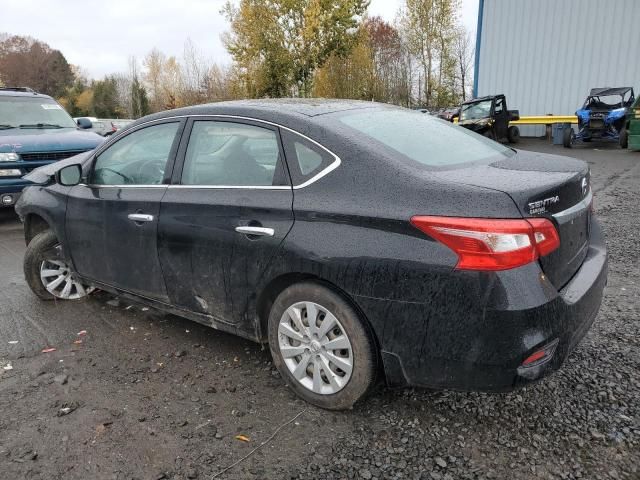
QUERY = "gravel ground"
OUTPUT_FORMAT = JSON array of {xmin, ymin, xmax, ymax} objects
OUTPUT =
[{"xmin": 0, "ymin": 139, "xmax": 638, "ymax": 480}]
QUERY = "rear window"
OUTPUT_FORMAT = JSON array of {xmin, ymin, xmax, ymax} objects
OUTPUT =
[{"xmin": 339, "ymin": 109, "xmax": 513, "ymax": 167}]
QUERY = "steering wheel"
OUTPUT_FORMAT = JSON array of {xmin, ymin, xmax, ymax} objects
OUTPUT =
[
  {"xmin": 97, "ymin": 167, "xmax": 135, "ymax": 184},
  {"xmin": 137, "ymin": 157, "xmax": 166, "ymax": 184}
]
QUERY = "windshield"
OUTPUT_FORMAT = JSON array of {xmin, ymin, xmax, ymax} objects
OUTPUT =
[
  {"xmin": 339, "ymin": 108, "xmax": 513, "ymax": 167},
  {"xmin": 459, "ymin": 100, "xmax": 493, "ymax": 121},
  {"xmin": 0, "ymin": 96, "xmax": 77, "ymax": 129},
  {"xmin": 584, "ymin": 95, "xmax": 628, "ymax": 109}
]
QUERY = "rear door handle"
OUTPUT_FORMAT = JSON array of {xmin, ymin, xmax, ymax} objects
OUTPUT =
[
  {"xmin": 235, "ymin": 226, "xmax": 275, "ymax": 237},
  {"xmin": 128, "ymin": 213, "xmax": 154, "ymax": 223}
]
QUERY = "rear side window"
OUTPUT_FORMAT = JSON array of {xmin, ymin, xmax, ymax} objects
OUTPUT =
[
  {"xmin": 338, "ymin": 109, "xmax": 513, "ymax": 167},
  {"xmin": 181, "ymin": 121, "xmax": 286, "ymax": 186},
  {"xmin": 281, "ymin": 130, "xmax": 334, "ymax": 184}
]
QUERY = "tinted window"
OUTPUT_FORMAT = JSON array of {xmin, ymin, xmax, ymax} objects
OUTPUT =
[
  {"xmin": 340, "ymin": 109, "xmax": 513, "ymax": 167},
  {"xmin": 280, "ymin": 131, "xmax": 334, "ymax": 184},
  {"xmin": 182, "ymin": 121, "xmax": 280, "ymax": 186},
  {"xmin": 92, "ymin": 122, "xmax": 179, "ymax": 185},
  {"xmin": 295, "ymin": 142, "xmax": 324, "ymax": 175}
]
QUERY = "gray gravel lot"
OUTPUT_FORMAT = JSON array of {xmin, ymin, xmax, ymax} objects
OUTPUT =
[{"xmin": 0, "ymin": 139, "xmax": 638, "ymax": 480}]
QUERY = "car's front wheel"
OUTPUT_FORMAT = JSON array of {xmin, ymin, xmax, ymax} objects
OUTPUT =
[
  {"xmin": 268, "ymin": 282, "xmax": 377, "ymax": 410},
  {"xmin": 24, "ymin": 230, "xmax": 94, "ymax": 301}
]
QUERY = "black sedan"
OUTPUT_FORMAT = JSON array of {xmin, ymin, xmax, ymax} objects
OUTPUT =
[{"xmin": 15, "ymin": 100, "xmax": 607, "ymax": 410}]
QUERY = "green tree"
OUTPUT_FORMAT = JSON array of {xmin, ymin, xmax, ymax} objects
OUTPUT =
[
  {"xmin": 131, "ymin": 77, "xmax": 149, "ymax": 118},
  {"xmin": 92, "ymin": 76, "xmax": 120, "ymax": 117},
  {"xmin": 222, "ymin": 0, "xmax": 369, "ymax": 98},
  {"xmin": 313, "ymin": 27, "xmax": 376, "ymax": 100},
  {"xmin": 58, "ymin": 73, "xmax": 91, "ymax": 117},
  {"xmin": 400, "ymin": 0, "xmax": 460, "ymax": 107}
]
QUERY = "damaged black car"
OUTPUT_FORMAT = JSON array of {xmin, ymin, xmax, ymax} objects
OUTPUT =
[{"xmin": 16, "ymin": 100, "xmax": 607, "ymax": 410}]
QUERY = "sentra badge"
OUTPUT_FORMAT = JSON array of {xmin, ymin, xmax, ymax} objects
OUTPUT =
[{"xmin": 528, "ymin": 195, "xmax": 559, "ymax": 215}]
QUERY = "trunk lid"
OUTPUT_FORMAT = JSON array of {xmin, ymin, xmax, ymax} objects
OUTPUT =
[{"xmin": 430, "ymin": 150, "xmax": 592, "ymax": 289}]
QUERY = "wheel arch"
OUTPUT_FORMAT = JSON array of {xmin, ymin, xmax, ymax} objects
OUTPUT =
[
  {"xmin": 24, "ymin": 213, "xmax": 52, "ymax": 245},
  {"xmin": 255, "ymin": 272, "xmax": 382, "ymax": 354}
]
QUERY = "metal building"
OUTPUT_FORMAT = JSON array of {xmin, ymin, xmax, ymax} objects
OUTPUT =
[{"xmin": 473, "ymin": 0, "xmax": 640, "ymax": 133}]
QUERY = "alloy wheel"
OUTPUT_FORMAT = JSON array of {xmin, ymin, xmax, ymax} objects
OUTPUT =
[
  {"xmin": 278, "ymin": 301, "xmax": 353, "ymax": 395},
  {"xmin": 39, "ymin": 256, "xmax": 94, "ymax": 300}
]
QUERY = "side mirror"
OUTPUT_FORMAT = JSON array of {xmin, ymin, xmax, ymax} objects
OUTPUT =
[
  {"xmin": 76, "ymin": 117, "xmax": 92, "ymax": 129},
  {"xmin": 56, "ymin": 164, "xmax": 83, "ymax": 186}
]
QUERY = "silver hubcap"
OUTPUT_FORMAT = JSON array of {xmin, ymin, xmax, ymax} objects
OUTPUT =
[
  {"xmin": 278, "ymin": 301, "xmax": 353, "ymax": 395},
  {"xmin": 40, "ymin": 259, "xmax": 94, "ymax": 300}
]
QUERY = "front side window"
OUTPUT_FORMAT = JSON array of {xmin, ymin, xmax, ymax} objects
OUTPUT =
[
  {"xmin": 92, "ymin": 122, "xmax": 179, "ymax": 185},
  {"xmin": 181, "ymin": 121, "xmax": 281, "ymax": 186},
  {"xmin": 0, "ymin": 96, "xmax": 77, "ymax": 129},
  {"xmin": 459, "ymin": 100, "xmax": 493, "ymax": 121},
  {"xmin": 339, "ymin": 108, "xmax": 513, "ymax": 167},
  {"xmin": 494, "ymin": 98, "xmax": 504, "ymax": 114}
]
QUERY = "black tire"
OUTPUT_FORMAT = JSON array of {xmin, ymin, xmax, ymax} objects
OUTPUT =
[
  {"xmin": 620, "ymin": 128, "xmax": 628, "ymax": 149},
  {"xmin": 563, "ymin": 127, "xmax": 574, "ymax": 148},
  {"xmin": 507, "ymin": 126, "xmax": 520, "ymax": 144},
  {"xmin": 24, "ymin": 230, "xmax": 61, "ymax": 300},
  {"xmin": 268, "ymin": 281, "xmax": 377, "ymax": 410},
  {"xmin": 23, "ymin": 230, "xmax": 91, "ymax": 301}
]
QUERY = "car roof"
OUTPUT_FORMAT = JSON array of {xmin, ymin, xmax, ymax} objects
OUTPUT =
[
  {"xmin": 125, "ymin": 99, "xmax": 390, "ymax": 135},
  {"xmin": 151, "ymin": 99, "xmax": 380, "ymax": 120},
  {"xmin": 588, "ymin": 87, "xmax": 633, "ymax": 97},
  {"xmin": 0, "ymin": 88, "xmax": 53, "ymax": 99},
  {"xmin": 462, "ymin": 95, "xmax": 500, "ymax": 105}
]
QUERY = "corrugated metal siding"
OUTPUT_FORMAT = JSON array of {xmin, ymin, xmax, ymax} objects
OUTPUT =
[{"xmin": 477, "ymin": 0, "xmax": 640, "ymax": 136}]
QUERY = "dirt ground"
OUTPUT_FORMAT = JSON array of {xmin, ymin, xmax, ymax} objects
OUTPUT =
[{"xmin": 0, "ymin": 139, "xmax": 638, "ymax": 480}]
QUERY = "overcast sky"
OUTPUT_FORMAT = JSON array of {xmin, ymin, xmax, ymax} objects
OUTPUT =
[{"xmin": 1, "ymin": 0, "xmax": 478, "ymax": 79}]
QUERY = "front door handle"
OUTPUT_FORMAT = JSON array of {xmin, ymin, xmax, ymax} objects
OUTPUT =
[
  {"xmin": 128, "ymin": 213, "xmax": 154, "ymax": 223},
  {"xmin": 235, "ymin": 226, "xmax": 275, "ymax": 237}
]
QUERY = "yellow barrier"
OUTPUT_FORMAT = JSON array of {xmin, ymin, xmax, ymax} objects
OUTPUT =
[
  {"xmin": 454, "ymin": 115, "xmax": 578, "ymax": 125},
  {"xmin": 511, "ymin": 115, "xmax": 577, "ymax": 125}
]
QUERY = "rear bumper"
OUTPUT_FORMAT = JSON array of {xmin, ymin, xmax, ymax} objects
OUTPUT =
[{"xmin": 356, "ymin": 217, "xmax": 608, "ymax": 392}]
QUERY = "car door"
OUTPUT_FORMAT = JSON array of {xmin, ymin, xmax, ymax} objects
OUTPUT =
[
  {"xmin": 158, "ymin": 117, "xmax": 294, "ymax": 327},
  {"xmin": 65, "ymin": 119, "xmax": 185, "ymax": 301},
  {"xmin": 493, "ymin": 96, "xmax": 509, "ymax": 139}
]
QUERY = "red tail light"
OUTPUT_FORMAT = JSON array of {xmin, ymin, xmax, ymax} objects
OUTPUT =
[{"xmin": 410, "ymin": 216, "xmax": 560, "ymax": 271}]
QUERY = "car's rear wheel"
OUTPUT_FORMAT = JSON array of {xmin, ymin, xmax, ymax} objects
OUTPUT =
[
  {"xmin": 268, "ymin": 282, "xmax": 377, "ymax": 410},
  {"xmin": 563, "ymin": 127, "xmax": 574, "ymax": 148},
  {"xmin": 24, "ymin": 230, "xmax": 94, "ymax": 301},
  {"xmin": 507, "ymin": 126, "xmax": 520, "ymax": 143}
]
